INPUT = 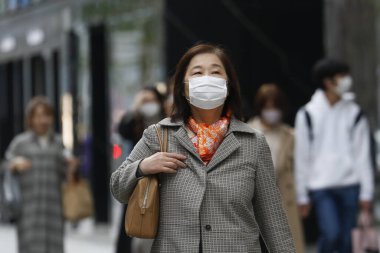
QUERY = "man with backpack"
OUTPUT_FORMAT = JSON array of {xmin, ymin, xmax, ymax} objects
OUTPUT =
[{"xmin": 294, "ymin": 59, "xmax": 374, "ymax": 253}]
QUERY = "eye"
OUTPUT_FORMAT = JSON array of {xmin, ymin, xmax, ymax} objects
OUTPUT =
[
  {"xmin": 212, "ymin": 71, "xmax": 221, "ymax": 75},
  {"xmin": 192, "ymin": 71, "xmax": 202, "ymax": 76}
]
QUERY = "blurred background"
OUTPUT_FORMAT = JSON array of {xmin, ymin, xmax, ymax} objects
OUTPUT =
[{"xmin": 0, "ymin": 0, "xmax": 380, "ymax": 252}]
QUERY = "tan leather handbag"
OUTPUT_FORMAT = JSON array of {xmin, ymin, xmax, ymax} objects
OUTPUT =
[{"xmin": 125, "ymin": 124, "xmax": 167, "ymax": 238}]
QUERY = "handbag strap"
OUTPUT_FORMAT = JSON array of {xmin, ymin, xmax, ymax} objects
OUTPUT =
[{"xmin": 154, "ymin": 124, "xmax": 168, "ymax": 152}]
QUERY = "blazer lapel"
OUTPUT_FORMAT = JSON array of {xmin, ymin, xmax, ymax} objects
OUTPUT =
[
  {"xmin": 174, "ymin": 127, "xmax": 204, "ymax": 164},
  {"xmin": 205, "ymin": 131, "xmax": 241, "ymax": 173},
  {"xmin": 205, "ymin": 117, "xmax": 254, "ymax": 173}
]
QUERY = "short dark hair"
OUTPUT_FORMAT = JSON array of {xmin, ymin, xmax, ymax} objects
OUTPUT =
[
  {"xmin": 170, "ymin": 43, "xmax": 243, "ymax": 122},
  {"xmin": 312, "ymin": 59, "xmax": 350, "ymax": 90},
  {"xmin": 254, "ymin": 83, "xmax": 288, "ymax": 117}
]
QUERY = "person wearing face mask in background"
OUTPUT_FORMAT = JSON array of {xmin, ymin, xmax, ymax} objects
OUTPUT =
[
  {"xmin": 115, "ymin": 86, "xmax": 166, "ymax": 253},
  {"xmin": 248, "ymin": 84, "xmax": 305, "ymax": 253},
  {"xmin": 118, "ymin": 87, "xmax": 166, "ymax": 145},
  {"xmin": 295, "ymin": 59, "xmax": 374, "ymax": 253}
]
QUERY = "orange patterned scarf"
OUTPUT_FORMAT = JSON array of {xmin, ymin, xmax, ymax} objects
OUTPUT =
[{"xmin": 187, "ymin": 114, "xmax": 231, "ymax": 164}]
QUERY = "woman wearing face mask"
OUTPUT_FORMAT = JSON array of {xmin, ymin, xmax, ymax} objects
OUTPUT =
[
  {"xmin": 118, "ymin": 87, "xmax": 166, "ymax": 145},
  {"xmin": 3, "ymin": 96, "xmax": 77, "ymax": 253},
  {"xmin": 111, "ymin": 43, "xmax": 295, "ymax": 252},
  {"xmin": 248, "ymin": 83, "xmax": 305, "ymax": 253},
  {"xmin": 116, "ymin": 86, "xmax": 165, "ymax": 253}
]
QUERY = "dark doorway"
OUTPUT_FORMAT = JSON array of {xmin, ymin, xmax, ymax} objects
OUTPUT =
[
  {"xmin": 164, "ymin": 0, "xmax": 324, "ymax": 123},
  {"xmin": 0, "ymin": 60, "xmax": 24, "ymax": 157},
  {"xmin": 52, "ymin": 50, "xmax": 61, "ymax": 132},
  {"xmin": 31, "ymin": 55, "xmax": 46, "ymax": 96},
  {"xmin": 0, "ymin": 63, "xmax": 12, "ymax": 158},
  {"xmin": 11, "ymin": 60, "xmax": 24, "ymax": 134},
  {"xmin": 89, "ymin": 24, "xmax": 110, "ymax": 223}
]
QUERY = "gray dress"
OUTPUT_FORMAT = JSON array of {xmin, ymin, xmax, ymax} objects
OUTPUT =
[{"xmin": 5, "ymin": 131, "xmax": 66, "ymax": 253}]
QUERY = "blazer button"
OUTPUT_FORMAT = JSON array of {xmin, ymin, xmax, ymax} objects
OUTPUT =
[{"xmin": 205, "ymin": 225, "xmax": 212, "ymax": 231}]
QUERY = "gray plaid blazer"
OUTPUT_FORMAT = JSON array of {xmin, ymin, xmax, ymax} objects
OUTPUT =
[{"xmin": 111, "ymin": 117, "xmax": 295, "ymax": 253}]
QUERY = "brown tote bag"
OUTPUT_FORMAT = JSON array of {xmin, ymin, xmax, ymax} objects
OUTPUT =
[
  {"xmin": 62, "ymin": 178, "xmax": 94, "ymax": 221},
  {"xmin": 125, "ymin": 124, "xmax": 167, "ymax": 238}
]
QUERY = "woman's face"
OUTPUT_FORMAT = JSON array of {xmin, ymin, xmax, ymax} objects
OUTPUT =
[
  {"xmin": 261, "ymin": 100, "xmax": 283, "ymax": 126},
  {"xmin": 134, "ymin": 89, "xmax": 161, "ymax": 119},
  {"xmin": 263, "ymin": 100, "xmax": 276, "ymax": 110},
  {"xmin": 183, "ymin": 53, "xmax": 228, "ymax": 98},
  {"xmin": 134, "ymin": 90, "xmax": 160, "ymax": 108},
  {"xmin": 31, "ymin": 105, "xmax": 53, "ymax": 135}
]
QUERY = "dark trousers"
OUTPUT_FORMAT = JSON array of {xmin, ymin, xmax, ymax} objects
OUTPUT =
[
  {"xmin": 310, "ymin": 185, "xmax": 359, "ymax": 253},
  {"xmin": 116, "ymin": 205, "xmax": 132, "ymax": 253}
]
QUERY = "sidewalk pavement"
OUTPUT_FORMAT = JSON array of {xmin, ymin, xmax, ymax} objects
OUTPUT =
[{"xmin": 0, "ymin": 220, "xmax": 115, "ymax": 253}]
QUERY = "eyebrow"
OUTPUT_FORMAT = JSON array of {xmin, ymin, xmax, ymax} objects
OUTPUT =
[
  {"xmin": 190, "ymin": 64, "xmax": 222, "ymax": 70},
  {"xmin": 190, "ymin": 65, "xmax": 202, "ymax": 70}
]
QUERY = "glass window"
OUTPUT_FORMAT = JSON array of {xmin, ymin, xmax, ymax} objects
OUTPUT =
[
  {"xmin": 18, "ymin": 0, "xmax": 29, "ymax": 8},
  {"xmin": 7, "ymin": 0, "xmax": 18, "ymax": 11},
  {"xmin": 0, "ymin": 0, "xmax": 6, "ymax": 13}
]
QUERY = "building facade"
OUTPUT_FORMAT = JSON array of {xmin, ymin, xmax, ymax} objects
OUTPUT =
[{"xmin": 0, "ymin": 0, "xmax": 165, "ymax": 223}]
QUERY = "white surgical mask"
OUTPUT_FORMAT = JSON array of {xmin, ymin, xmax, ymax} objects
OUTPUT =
[
  {"xmin": 188, "ymin": 75, "xmax": 227, "ymax": 110},
  {"xmin": 138, "ymin": 102, "xmax": 160, "ymax": 118},
  {"xmin": 335, "ymin": 76, "xmax": 353, "ymax": 96},
  {"xmin": 261, "ymin": 109, "xmax": 282, "ymax": 125}
]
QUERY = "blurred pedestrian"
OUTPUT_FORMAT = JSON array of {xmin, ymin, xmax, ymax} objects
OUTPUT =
[
  {"xmin": 111, "ymin": 43, "xmax": 295, "ymax": 252},
  {"xmin": 118, "ymin": 87, "xmax": 166, "ymax": 145},
  {"xmin": 295, "ymin": 59, "xmax": 374, "ymax": 253},
  {"xmin": 3, "ymin": 96, "xmax": 77, "ymax": 253},
  {"xmin": 248, "ymin": 83, "xmax": 305, "ymax": 253},
  {"xmin": 116, "ymin": 86, "xmax": 165, "ymax": 253}
]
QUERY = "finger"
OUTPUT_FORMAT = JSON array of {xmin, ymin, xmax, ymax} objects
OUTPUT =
[
  {"xmin": 164, "ymin": 152, "xmax": 187, "ymax": 160},
  {"xmin": 162, "ymin": 167, "xmax": 177, "ymax": 174},
  {"xmin": 164, "ymin": 162, "xmax": 177, "ymax": 169},
  {"xmin": 164, "ymin": 158, "xmax": 187, "ymax": 168},
  {"xmin": 165, "ymin": 162, "xmax": 186, "ymax": 170}
]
